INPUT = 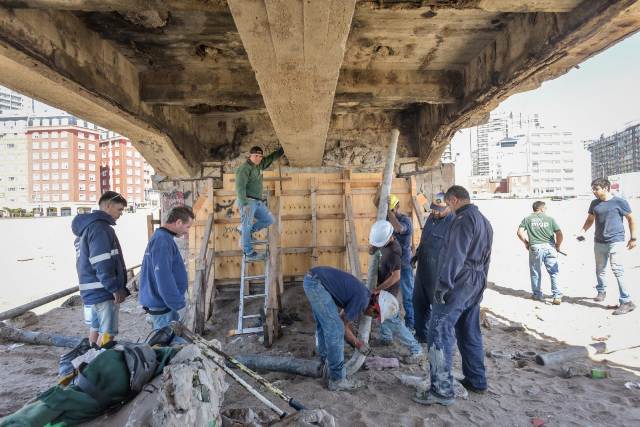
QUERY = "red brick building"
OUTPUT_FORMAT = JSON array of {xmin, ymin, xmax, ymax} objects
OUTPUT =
[
  {"xmin": 27, "ymin": 115, "xmax": 101, "ymax": 212},
  {"xmin": 99, "ymin": 131, "xmax": 149, "ymax": 205}
]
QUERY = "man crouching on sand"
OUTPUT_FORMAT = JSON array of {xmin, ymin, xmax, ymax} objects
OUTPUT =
[{"xmin": 303, "ymin": 266, "xmax": 399, "ymax": 391}]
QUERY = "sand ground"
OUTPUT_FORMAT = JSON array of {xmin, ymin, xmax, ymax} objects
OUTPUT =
[{"xmin": 1, "ymin": 199, "xmax": 640, "ymax": 425}]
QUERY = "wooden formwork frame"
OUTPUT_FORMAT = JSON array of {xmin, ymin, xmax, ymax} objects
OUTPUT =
[{"xmin": 185, "ymin": 168, "xmax": 422, "ymax": 339}]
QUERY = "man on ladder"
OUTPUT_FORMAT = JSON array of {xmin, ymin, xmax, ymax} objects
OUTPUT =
[{"xmin": 235, "ymin": 145, "xmax": 285, "ymax": 260}]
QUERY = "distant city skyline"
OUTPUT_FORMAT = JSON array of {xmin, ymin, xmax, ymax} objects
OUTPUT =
[{"xmin": 452, "ymin": 31, "xmax": 640, "ymax": 182}]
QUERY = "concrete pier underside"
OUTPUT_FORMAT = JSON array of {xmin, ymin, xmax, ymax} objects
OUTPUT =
[{"xmin": 0, "ymin": 0, "xmax": 639, "ymax": 176}]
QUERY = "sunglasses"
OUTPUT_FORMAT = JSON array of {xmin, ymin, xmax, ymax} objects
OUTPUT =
[{"xmin": 108, "ymin": 192, "xmax": 126, "ymax": 204}]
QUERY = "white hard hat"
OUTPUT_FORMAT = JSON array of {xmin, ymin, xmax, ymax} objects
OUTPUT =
[
  {"xmin": 377, "ymin": 290, "xmax": 399, "ymax": 323},
  {"xmin": 369, "ymin": 220, "xmax": 393, "ymax": 247}
]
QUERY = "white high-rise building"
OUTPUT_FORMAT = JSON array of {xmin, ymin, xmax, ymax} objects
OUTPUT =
[
  {"xmin": 0, "ymin": 85, "xmax": 25, "ymax": 113},
  {"xmin": 470, "ymin": 111, "xmax": 579, "ymax": 196},
  {"xmin": 0, "ymin": 115, "xmax": 30, "ymax": 209}
]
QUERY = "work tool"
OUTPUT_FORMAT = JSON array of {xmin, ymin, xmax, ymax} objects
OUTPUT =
[{"xmin": 173, "ymin": 322, "xmax": 306, "ymax": 416}]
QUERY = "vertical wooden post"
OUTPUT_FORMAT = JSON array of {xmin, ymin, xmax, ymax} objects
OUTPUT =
[
  {"xmin": 146, "ymin": 214, "xmax": 154, "ymax": 240},
  {"xmin": 264, "ymin": 189, "xmax": 282, "ymax": 347},
  {"xmin": 310, "ymin": 177, "xmax": 318, "ymax": 268},
  {"xmin": 410, "ymin": 175, "xmax": 425, "ymax": 230},
  {"xmin": 193, "ymin": 212, "xmax": 214, "ymax": 334},
  {"xmin": 342, "ymin": 169, "xmax": 362, "ymax": 278}
]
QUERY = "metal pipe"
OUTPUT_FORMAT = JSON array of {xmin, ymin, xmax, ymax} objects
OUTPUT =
[
  {"xmin": 345, "ymin": 128, "xmax": 399, "ymax": 376},
  {"xmin": 175, "ymin": 322, "xmax": 306, "ymax": 412},
  {"xmin": 233, "ymin": 355, "xmax": 322, "ymax": 378}
]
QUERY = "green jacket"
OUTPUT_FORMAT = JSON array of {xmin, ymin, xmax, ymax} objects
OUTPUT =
[{"xmin": 235, "ymin": 147, "xmax": 284, "ymax": 206}]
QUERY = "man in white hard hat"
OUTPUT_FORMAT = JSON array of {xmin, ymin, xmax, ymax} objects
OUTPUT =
[
  {"xmin": 303, "ymin": 266, "xmax": 398, "ymax": 391},
  {"xmin": 369, "ymin": 220, "xmax": 424, "ymax": 364}
]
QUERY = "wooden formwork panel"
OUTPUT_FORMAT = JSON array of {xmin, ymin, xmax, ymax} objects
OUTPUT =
[{"xmin": 190, "ymin": 170, "xmax": 422, "ymax": 283}]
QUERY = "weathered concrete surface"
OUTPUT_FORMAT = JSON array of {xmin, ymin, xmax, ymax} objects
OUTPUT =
[
  {"xmin": 227, "ymin": 0, "xmax": 356, "ymax": 166},
  {"xmin": 0, "ymin": 1, "xmax": 639, "ymax": 175}
]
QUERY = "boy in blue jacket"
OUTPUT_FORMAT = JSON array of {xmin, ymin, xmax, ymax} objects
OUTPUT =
[
  {"xmin": 139, "ymin": 206, "xmax": 195, "ymax": 334},
  {"xmin": 72, "ymin": 191, "xmax": 128, "ymax": 346}
]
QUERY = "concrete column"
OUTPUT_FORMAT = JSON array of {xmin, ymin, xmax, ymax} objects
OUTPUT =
[{"xmin": 228, "ymin": 0, "xmax": 356, "ymax": 166}]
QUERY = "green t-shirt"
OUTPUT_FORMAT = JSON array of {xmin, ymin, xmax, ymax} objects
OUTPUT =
[{"xmin": 519, "ymin": 213, "xmax": 560, "ymax": 245}]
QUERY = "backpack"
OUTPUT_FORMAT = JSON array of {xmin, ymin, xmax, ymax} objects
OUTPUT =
[{"xmin": 116, "ymin": 343, "xmax": 158, "ymax": 393}]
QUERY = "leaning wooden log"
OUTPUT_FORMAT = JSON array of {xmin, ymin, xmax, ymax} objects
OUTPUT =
[
  {"xmin": 0, "ymin": 286, "xmax": 79, "ymax": 321},
  {"xmin": 233, "ymin": 355, "xmax": 322, "ymax": 378},
  {"xmin": 0, "ymin": 323, "xmax": 82, "ymax": 348}
]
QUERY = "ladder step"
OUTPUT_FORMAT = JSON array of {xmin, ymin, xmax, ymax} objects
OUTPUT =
[
  {"xmin": 243, "ymin": 256, "xmax": 267, "ymax": 263},
  {"xmin": 244, "ymin": 293, "xmax": 266, "ymax": 300},
  {"xmin": 235, "ymin": 327, "xmax": 263, "ymax": 335},
  {"xmin": 244, "ymin": 275, "xmax": 265, "ymax": 280},
  {"xmin": 243, "ymin": 314, "xmax": 261, "ymax": 319},
  {"xmin": 251, "ymin": 240, "xmax": 268, "ymax": 245}
]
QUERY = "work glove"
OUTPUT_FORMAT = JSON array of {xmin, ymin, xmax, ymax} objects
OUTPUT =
[{"xmin": 241, "ymin": 205, "xmax": 251, "ymax": 217}]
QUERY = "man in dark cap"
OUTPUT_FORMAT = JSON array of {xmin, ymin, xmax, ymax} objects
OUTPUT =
[{"xmin": 235, "ymin": 145, "xmax": 284, "ymax": 260}]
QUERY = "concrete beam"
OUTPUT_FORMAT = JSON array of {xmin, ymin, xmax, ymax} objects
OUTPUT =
[
  {"xmin": 228, "ymin": 0, "xmax": 356, "ymax": 166},
  {"xmin": 356, "ymin": 0, "xmax": 584, "ymax": 13},
  {"xmin": 0, "ymin": 0, "xmax": 229, "ymax": 12},
  {"xmin": 0, "ymin": 7, "xmax": 198, "ymax": 177},
  {"xmin": 412, "ymin": 0, "xmax": 640, "ymax": 166},
  {"xmin": 140, "ymin": 68, "xmax": 461, "ymax": 109}
]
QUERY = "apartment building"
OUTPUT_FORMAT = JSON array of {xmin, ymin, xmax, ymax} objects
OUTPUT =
[
  {"xmin": 0, "ymin": 115, "xmax": 29, "ymax": 209},
  {"xmin": 587, "ymin": 123, "xmax": 640, "ymax": 180},
  {"xmin": 0, "ymin": 85, "xmax": 24, "ymax": 112},
  {"xmin": 99, "ymin": 131, "xmax": 149, "ymax": 205},
  {"xmin": 27, "ymin": 115, "xmax": 101, "ymax": 214}
]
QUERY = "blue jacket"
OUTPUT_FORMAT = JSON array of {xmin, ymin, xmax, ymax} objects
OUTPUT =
[
  {"xmin": 72, "ymin": 210, "xmax": 127, "ymax": 305},
  {"xmin": 393, "ymin": 212, "xmax": 413, "ymax": 265},
  {"xmin": 138, "ymin": 228, "xmax": 188, "ymax": 311},
  {"xmin": 415, "ymin": 212, "xmax": 455, "ymax": 296},
  {"xmin": 436, "ymin": 204, "xmax": 493, "ymax": 302}
]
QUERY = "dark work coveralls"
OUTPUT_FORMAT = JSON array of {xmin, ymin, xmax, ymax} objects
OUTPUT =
[
  {"xmin": 427, "ymin": 204, "xmax": 493, "ymax": 398},
  {"xmin": 413, "ymin": 212, "xmax": 455, "ymax": 343}
]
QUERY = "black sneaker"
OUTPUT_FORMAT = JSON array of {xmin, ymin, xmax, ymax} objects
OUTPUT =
[
  {"xmin": 244, "ymin": 251, "xmax": 265, "ymax": 261},
  {"xmin": 594, "ymin": 292, "xmax": 606, "ymax": 302},
  {"xmin": 58, "ymin": 338, "xmax": 91, "ymax": 377},
  {"xmin": 613, "ymin": 301, "xmax": 636, "ymax": 315},
  {"xmin": 459, "ymin": 378, "xmax": 487, "ymax": 394}
]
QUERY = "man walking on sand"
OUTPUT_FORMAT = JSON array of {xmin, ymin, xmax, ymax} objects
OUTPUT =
[
  {"xmin": 235, "ymin": 145, "xmax": 284, "ymax": 261},
  {"xmin": 578, "ymin": 178, "xmax": 637, "ymax": 315},
  {"xmin": 72, "ymin": 191, "xmax": 129, "ymax": 347},
  {"xmin": 414, "ymin": 185, "xmax": 493, "ymax": 406},
  {"xmin": 139, "ymin": 206, "xmax": 195, "ymax": 338},
  {"xmin": 517, "ymin": 201, "xmax": 564, "ymax": 304}
]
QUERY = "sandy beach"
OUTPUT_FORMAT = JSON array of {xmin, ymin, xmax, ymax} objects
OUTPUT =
[{"xmin": 1, "ymin": 199, "xmax": 640, "ymax": 425}]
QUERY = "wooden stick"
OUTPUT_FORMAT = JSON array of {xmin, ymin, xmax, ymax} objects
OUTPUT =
[
  {"xmin": 0, "ymin": 286, "xmax": 79, "ymax": 321},
  {"xmin": 310, "ymin": 177, "xmax": 318, "ymax": 268}
]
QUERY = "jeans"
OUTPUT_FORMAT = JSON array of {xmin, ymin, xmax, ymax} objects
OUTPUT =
[
  {"xmin": 428, "ymin": 274, "xmax": 486, "ymax": 399},
  {"xmin": 83, "ymin": 300, "xmax": 119, "ymax": 335},
  {"xmin": 303, "ymin": 274, "xmax": 345, "ymax": 381},
  {"xmin": 594, "ymin": 241, "xmax": 630, "ymax": 303},
  {"xmin": 413, "ymin": 255, "xmax": 438, "ymax": 343},
  {"xmin": 240, "ymin": 199, "xmax": 274, "ymax": 254},
  {"xmin": 399, "ymin": 263, "xmax": 415, "ymax": 329},
  {"xmin": 380, "ymin": 313, "xmax": 423, "ymax": 355},
  {"xmin": 147, "ymin": 309, "xmax": 188, "ymax": 345},
  {"xmin": 528, "ymin": 243, "xmax": 561, "ymax": 298}
]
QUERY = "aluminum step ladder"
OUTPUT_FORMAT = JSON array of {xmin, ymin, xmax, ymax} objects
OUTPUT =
[{"xmin": 236, "ymin": 234, "xmax": 270, "ymax": 335}]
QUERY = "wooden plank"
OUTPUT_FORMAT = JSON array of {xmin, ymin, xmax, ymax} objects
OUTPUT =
[
  {"xmin": 310, "ymin": 177, "xmax": 318, "ymax": 268},
  {"xmin": 343, "ymin": 169, "xmax": 362, "ymax": 278},
  {"xmin": 193, "ymin": 212, "xmax": 214, "ymax": 334}
]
